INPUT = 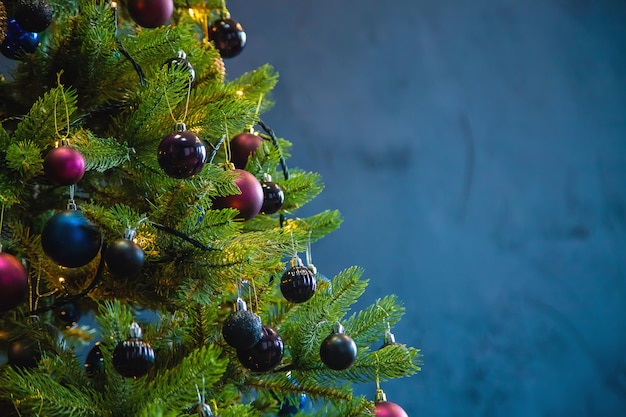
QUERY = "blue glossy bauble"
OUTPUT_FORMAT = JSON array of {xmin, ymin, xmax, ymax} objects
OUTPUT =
[
  {"xmin": 0, "ymin": 19, "xmax": 39, "ymax": 60},
  {"xmin": 278, "ymin": 393, "xmax": 308, "ymax": 415},
  {"xmin": 41, "ymin": 210, "xmax": 102, "ymax": 268}
]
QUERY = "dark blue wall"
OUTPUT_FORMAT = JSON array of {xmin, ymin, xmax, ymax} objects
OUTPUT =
[{"xmin": 226, "ymin": 1, "xmax": 626, "ymax": 415}]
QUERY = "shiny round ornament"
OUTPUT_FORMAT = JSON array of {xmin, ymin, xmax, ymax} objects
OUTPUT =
[
  {"xmin": 157, "ymin": 125, "xmax": 207, "ymax": 179},
  {"xmin": 212, "ymin": 169, "xmax": 263, "ymax": 220},
  {"xmin": 112, "ymin": 322, "xmax": 155, "ymax": 378},
  {"xmin": 208, "ymin": 17, "xmax": 246, "ymax": 58},
  {"xmin": 105, "ymin": 238, "xmax": 144, "ymax": 276},
  {"xmin": 43, "ymin": 145, "xmax": 86, "ymax": 185},
  {"xmin": 7, "ymin": 338, "xmax": 41, "ymax": 368},
  {"xmin": 261, "ymin": 180, "xmax": 284, "ymax": 214},
  {"xmin": 55, "ymin": 302, "xmax": 81, "ymax": 326},
  {"xmin": 84, "ymin": 342, "xmax": 104, "ymax": 375},
  {"xmin": 0, "ymin": 252, "xmax": 28, "ymax": 312},
  {"xmin": 14, "ymin": 0, "xmax": 53, "ymax": 33},
  {"xmin": 237, "ymin": 325, "xmax": 283, "ymax": 372},
  {"xmin": 229, "ymin": 132, "xmax": 263, "ymax": 169},
  {"xmin": 280, "ymin": 257, "xmax": 316, "ymax": 303},
  {"xmin": 41, "ymin": 210, "xmax": 102, "ymax": 268},
  {"xmin": 164, "ymin": 50, "xmax": 195, "ymax": 83},
  {"xmin": 222, "ymin": 298, "xmax": 263, "ymax": 350},
  {"xmin": 278, "ymin": 393, "xmax": 307, "ymax": 416},
  {"xmin": 319, "ymin": 323, "xmax": 357, "ymax": 370},
  {"xmin": 374, "ymin": 390, "xmax": 408, "ymax": 417},
  {"xmin": 0, "ymin": 19, "xmax": 39, "ymax": 60},
  {"xmin": 127, "ymin": 0, "xmax": 173, "ymax": 28}
]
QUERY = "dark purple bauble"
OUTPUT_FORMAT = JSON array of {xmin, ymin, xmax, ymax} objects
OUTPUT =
[
  {"xmin": 261, "ymin": 181, "xmax": 285, "ymax": 214},
  {"xmin": 230, "ymin": 132, "xmax": 263, "ymax": 169},
  {"xmin": 84, "ymin": 342, "xmax": 104, "ymax": 375},
  {"xmin": 55, "ymin": 302, "xmax": 81, "ymax": 326},
  {"xmin": 41, "ymin": 210, "xmax": 103, "ymax": 268},
  {"xmin": 157, "ymin": 129, "xmax": 207, "ymax": 179},
  {"xmin": 222, "ymin": 310, "xmax": 263, "ymax": 350},
  {"xmin": 320, "ymin": 331, "xmax": 357, "ymax": 370},
  {"xmin": 237, "ymin": 325, "xmax": 283, "ymax": 372},
  {"xmin": 7, "ymin": 338, "xmax": 41, "ymax": 368},
  {"xmin": 43, "ymin": 146, "xmax": 86, "ymax": 186},
  {"xmin": 112, "ymin": 338, "xmax": 155, "ymax": 378},
  {"xmin": 375, "ymin": 401, "xmax": 409, "ymax": 417},
  {"xmin": 212, "ymin": 169, "xmax": 263, "ymax": 220},
  {"xmin": 0, "ymin": 253, "xmax": 28, "ymax": 312},
  {"xmin": 14, "ymin": 0, "xmax": 53, "ymax": 33},
  {"xmin": 105, "ymin": 238, "xmax": 145, "ymax": 276},
  {"xmin": 0, "ymin": 19, "xmax": 39, "ymax": 60},
  {"xmin": 127, "ymin": 0, "xmax": 173, "ymax": 28},
  {"xmin": 208, "ymin": 17, "xmax": 246, "ymax": 58},
  {"xmin": 280, "ymin": 265, "xmax": 316, "ymax": 303}
]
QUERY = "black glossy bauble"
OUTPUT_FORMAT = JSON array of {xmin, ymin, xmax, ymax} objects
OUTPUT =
[
  {"xmin": 41, "ymin": 210, "xmax": 103, "ymax": 268},
  {"xmin": 157, "ymin": 129, "xmax": 207, "ymax": 178},
  {"xmin": 237, "ymin": 325, "xmax": 283, "ymax": 372},
  {"xmin": 164, "ymin": 51, "xmax": 195, "ymax": 83},
  {"xmin": 0, "ymin": 19, "xmax": 39, "ymax": 60},
  {"xmin": 208, "ymin": 18, "xmax": 246, "ymax": 58},
  {"xmin": 55, "ymin": 302, "xmax": 81, "ymax": 326},
  {"xmin": 105, "ymin": 238, "xmax": 145, "ymax": 276},
  {"xmin": 280, "ymin": 265, "xmax": 316, "ymax": 303},
  {"xmin": 261, "ymin": 181, "xmax": 285, "ymax": 214},
  {"xmin": 222, "ymin": 309, "xmax": 263, "ymax": 350},
  {"xmin": 7, "ymin": 338, "xmax": 41, "ymax": 368},
  {"xmin": 14, "ymin": 0, "xmax": 53, "ymax": 33},
  {"xmin": 112, "ymin": 338, "xmax": 155, "ymax": 378},
  {"xmin": 320, "ymin": 332, "xmax": 357, "ymax": 370},
  {"xmin": 84, "ymin": 342, "xmax": 104, "ymax": 375}
]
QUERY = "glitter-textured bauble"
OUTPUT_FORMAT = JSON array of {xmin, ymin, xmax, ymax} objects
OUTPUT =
[
  {"xmin": 55, "ymin": 302, "xmax": 81, "ymax": 326},
  {"xmin": 112, "ymin": 338, "xmax": 155, "ymax": 378},
  {"xmin": 157, "ymin": 129, "xmax": 207, "ymax": 179},
  {"xmin": 14, "ymin": 0, "xmax": 53, "ymax": 33},
  {"xmin": 230, "ymin": 132, "xmax": 263, "ymax": 169},
  {"xmin": 105, "ymin": 238, "xmax": 145, "ymax": 276},
  {"xmin": 280, "ymin": 265, "xmax": 316, "ymax": 303},
  {"xmin": 43, "ymin": 146, "xmax": 86, "ymax": 186},
  {"xmin": 127, "ymin": 0, "xmax": 173, "ymax": 28},
  {"xmin": 208, "ymin": 17, "xmax": 246, "ymax": 58},
  {"xmin": 0, "ymin": 1, "xmax": 8, "ymax": 45},
  {"xmin": 7, "ymin": 338, "xmax": 41, "ymax": 368},
  {"xmin": 375, "ymin": 401, "xmax": 409, "ymax": 417},
  {"xmin": 212, "ymin": 169, "xmax": 263, "ymax": 220},
  {"xmin": 237, "ymin": 325, "xmax": 283, "ymax": 372},
  {"xmin": 0, "ymin": 19, "xmax": 39, "ymax": 60},
  {"xmin": 261, "ymin": 181, "xmax": 284, "ymax": 214},
  {"xmin": 320, "ymin": 332, "xmax": 357, "ymax": 370},
  {"xmin": 41, "ymin": 210, "xmax": 102, "ymax": 268},
  {"xmin": 84, "ymin": 342, "xmax": 104, "ymax": 375},
  {"xmin": 0, "ymin": 253, "xmax": 28, "ymax": 312},
  {"xmin": 222, "ymin": 309, "xmax": 263, "ymax": 350}
]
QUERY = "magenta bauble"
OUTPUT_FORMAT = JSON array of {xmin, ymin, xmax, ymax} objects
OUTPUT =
[
  {"xmin": 0, "ymin": 252, "xmax": 29, "ymax": 312},
  {"xmin": 375, "ymin": 401, "xmax": 409, "ymax": 417},
  {"xmin": 212, "ymin": 169, "xmax": 263, "ymax": 220},
  {"xmin": 127, "ymin": 0, "xmax": 174, "ymax": 28},
  {"xmin": 43, "ymin": 146, "xmax": 86, "ymax": 185},
  {"xmin": 230, "ymin": 132, "xmax": 263, "ymax": 169}
]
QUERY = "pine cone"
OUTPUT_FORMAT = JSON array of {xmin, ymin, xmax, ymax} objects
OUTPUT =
[{"xmin": 0, "ymin": 1, "xmax": 7, "ymax": 46}]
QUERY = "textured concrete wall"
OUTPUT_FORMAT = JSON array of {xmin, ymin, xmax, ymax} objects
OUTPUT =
[{"xmin": 226, "ymin": 0, "xmax": 626, "ymax": 415}]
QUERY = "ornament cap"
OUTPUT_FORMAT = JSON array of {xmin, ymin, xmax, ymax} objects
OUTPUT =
[
  {"xmin": 175, "ymin": 121, "xmax": 187, "ymax": 132},
  {"xmin": 129, "ymin": 321, "xmax": 142, "ymax": 339},
  {"xmin": 124, "ymin": 227, "xmax": 137, "ymax": 240},
  {"xmin": 333, "ymin": 322, "xmax": 345, "ymax": 334},
  {"xmin": 383, "ymin": 330, "xmax": 396, "ymax": 346},
  {"xmin": 375, "ymin": 388, "xmax": 387, "ymax": 402},
  {"xmin": 235, "ymin": 297, "xmax": 248, "ymax": 312}
]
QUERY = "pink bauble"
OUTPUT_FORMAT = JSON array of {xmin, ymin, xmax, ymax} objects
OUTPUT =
[
  {"xmin": 230, "ymin": 132, "xmax": 263, "ymax": 169},
  {"xmin": 0, "ymin": 253, "xmax": 29, "ymax": 312},
  {"xmin": 375, "ymin": 401, "xmax": 409, "ymax": 417},
  {"xmin": 127, "ymin": 0, "xmax": 174, "ymax": 28},
  {"xmin": 43, "ymin": 146, "xmax": 86, "ymax": 185},
  {"xmin": 212, "ymin": 169, "xmax": 263, "ymax": 220}
]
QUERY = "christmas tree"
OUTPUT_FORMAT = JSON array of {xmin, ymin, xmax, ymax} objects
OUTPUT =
[{"xmin": 0, "ymin": 1, "xmax": 420, "ymax": 415}]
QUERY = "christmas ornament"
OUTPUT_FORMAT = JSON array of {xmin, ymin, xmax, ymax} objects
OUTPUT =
[
  {"xmin": 374, "ymin": 389, "xmax": 409, "ymax": 417},
  {"xmin": 105, "ymin": 236, "xmax": 145, "ymax": 277},
  {"xmin": 55, "ymin": 302, "xmax": 81, "ymax": 326},
  {"xmin": 260, "ymin": 175, "xmax": 284, "ymax": 214},
  {"xmin": 127, "ymin": 0, "xmax": 173, "ymax": 28},
  {"xmin": 229, "ymin": 132, "xmax": 263, "ymax": 169},
  {"xmin": 0, "ymin": 252, "xmax": 28, "ymax": 312},
  {"xmin": 222, "ymin": 298, "xmax": 263, "ymax": 350},
  {"xmin": 13, "ymin": 0, "xmax": 53, "ymax": 33},
  {"xmin": 164, "ymin": 50, "xmax": 195, "ymax": 83},
  {"xmin": 212, "ymin": 169, "xmax": 263, "ymax": 220},
  {"xmin": 278, "ymin": 393, "xmax": 307, "ymax": 416},
  {"xmin": 208, "ymin": 17, "xmax": 246, "ymax": 59},
  {"xmin": 43, "ymin": 145, "xmax": 86, "ymax": 186},
  {"xmin": 157, "ymin": 123, "xmax": 207, "ymax": 179},
  {"xmin": 237, "ymin": 325, "xmax": 283, "ymax": 372},
  {"xmin": 319, "ymin": 322, "xmax": 357, "ymax": 370},
  {"xmin": 6, "ymin": 338, "xmax": 41, "ymax": 368},
  {"xmin": 0, "ymin": 1, "xmax": 7, "ymax": 45},
  {"xmin": 41, "ymin": 210, "xmax": 102, "ymax": 268},
  {"xmin": 280, "ymin": 256, "xmax": 316, "ymax": 303},
  {"xmin": 0, "ymin": 19, "xmax": 39, "ymax": 60},
  {"xmin": 112, "ymin": 322, "xmax": 155, "ymax": 378},
  {"xmin": 84, "ymin": 342, "xmax": 104, "ymax": 375}
]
